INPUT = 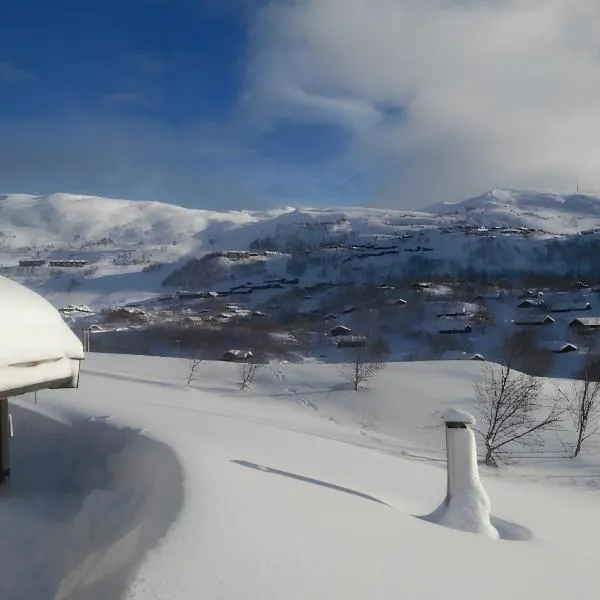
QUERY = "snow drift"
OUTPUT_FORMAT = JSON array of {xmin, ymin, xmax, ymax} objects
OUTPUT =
[
  {"xmin": 1, "ymin": 404, "xmax": 183, "ymax": 600},
  {"xmin": 425, "ymin": 409, "xmax": 498, "ymax": 538}
]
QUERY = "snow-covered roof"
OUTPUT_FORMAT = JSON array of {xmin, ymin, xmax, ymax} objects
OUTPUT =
[{"xmin": 0, "ymin": 276, "xmax": 84, "ymax": 396}]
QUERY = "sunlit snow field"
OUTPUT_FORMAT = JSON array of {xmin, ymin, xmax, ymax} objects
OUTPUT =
[{"xmin": 2, "ymin": 354, "xmax": 599, "ymax": 599}]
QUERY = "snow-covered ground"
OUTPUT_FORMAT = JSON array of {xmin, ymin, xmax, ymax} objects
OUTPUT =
[{"xmin": 4, "ymin": 354, "xmax": 600, "ymax": 599}]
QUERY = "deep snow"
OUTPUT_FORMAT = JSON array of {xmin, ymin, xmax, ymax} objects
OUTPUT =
[{"xmin": 3, "ymin": 354, "xmax": 600, "ymax": 599}]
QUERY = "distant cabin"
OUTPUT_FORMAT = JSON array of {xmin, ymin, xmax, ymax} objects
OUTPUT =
[
  {"xmin": 439, "ymin": 323, "xmax": 472, "ymax": 335},
  {"xmin": 436, "ymin": 310, "xmax": 467, "ymax": 318},
  {"xmin": 518, "ymin": 299, "xmax": 545, "ymax": 309},
  {"xmin": 335, "ymin": 335, "xmax": 368, "ymax": 348},
  {"xmin": 222, "ymin": 251, "xmax": 250, "ymax": 260},
  {"xmin": 48, "ymin": 259, "xmax": 88, "ymax": 268},
  {"xmin": 220, "ymin": 349, "xmax": 253, "ymax": 362},
  {"xmin": 19, "ymin": 259, "xmax": 46, "ymax": 267},
  {"xmin": 176, "ymin": 290, "xmax": 218, "ymax": 300},
  {"xmin": 569, "ymin": 318, "xmax": 600, "ymax": 331},
  {"xmin": 552, "ymin": 343, "xmax": 578, "ymax": 354},
  {"xmin": 387, "ymin": 298, "xmax": 407, "ymax": 306},
  {"xmin": 470, "ymin": 353, "xmax": 485, "ymax": 361},
  {"xmin": 330, "ymin": 325, "xmax": 352, "ymax": 337},
  {"xmin": 573, "ymin": 303, "xmax": 593, "ymax": 311},
  {"xmin": 514, "ymin": 315, "xmax": 555, "ymax": 326},
  {"xmin": 518, "ymin": 289, "xmax": 543, "ymax": 299},
  {"xmin": 550, "ymin": 302, "xmax": 591, "ymax": 313}
]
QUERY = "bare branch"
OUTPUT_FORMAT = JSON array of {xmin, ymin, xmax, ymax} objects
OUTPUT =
[
  {"xmin": 187, "ymin": 358, "xmax": 202, "ymax": 385},
  {"xmin": 560, "ymin": 336, "xmax": 600, "ymax": 457},
  {"xmin": 239, "ymin": 360, "xmax": 261, "ymax": 391},
  {"xmin": 475, "ymin": 361, "xmax": 563, "ymax": 465},
  {"xmin": 339, "ymin": 345, "xmax": 385, "ymax": 391}
]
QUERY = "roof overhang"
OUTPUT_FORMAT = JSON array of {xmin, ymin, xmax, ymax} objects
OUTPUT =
[{"xmin": 0, "ymin": 276, "xmax": 84, "ymax": 398}]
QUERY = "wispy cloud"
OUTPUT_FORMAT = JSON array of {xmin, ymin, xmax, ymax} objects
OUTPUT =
[
  {"xmin": 104, "ymin": 91, "xmax": 163, "ymax": 110},
  {"xmin": 0, "ymin": 60, "xmax": 35, "ymax": 82},
  {"xmin": 245, "ymin": 0, "xmax": 600, "ymax": 207},
  {"xmin": 127, "ymin": 52, "xmax": 168, "ymax": 76}
]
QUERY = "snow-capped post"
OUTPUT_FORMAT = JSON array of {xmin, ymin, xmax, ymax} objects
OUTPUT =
[{"xmin": 433, "ymin": 408, "xmax": 499, "ymax": 538}]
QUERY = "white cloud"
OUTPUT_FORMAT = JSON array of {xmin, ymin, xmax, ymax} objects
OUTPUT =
[
  {"xmin": 245, "ymin": 0, "xmax": 600, "ymax": 206},
  {"xmin": 0, "ymin": 60, "xmax": 35, "ymax": 82},
  {"xmin": 104, "ymin": 91, "xmax": 162, "ymax": 110}
]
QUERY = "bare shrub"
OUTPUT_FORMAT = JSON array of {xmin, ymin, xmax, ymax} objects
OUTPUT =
[
  {"xmin": 556, "ymin": 338, "xmax": 600, "ymax": 457},
  {"xmin": 187, "ymin": 358, "xmax": 202, "ymax": 385},
  {"xmin": 340, "ymin": 345, "xmax": 385, "ymax": 391},
  {"xmin": 239, "ymin": 361, "xmax": 261, "ymax": 391},
  {"xmin": 475, "ymin": 361, "xmax": 563, "ymax": 465}
]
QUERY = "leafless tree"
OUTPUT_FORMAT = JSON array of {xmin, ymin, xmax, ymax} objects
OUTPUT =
[
  {"xmin": 556, "ymin": 337, "xmax": 600, "ymax": 457},
  {"xmin": 341, "ymin": 345, "xmax": 385, "ymax": 391},
  {"xmin": 474, "ymin": 361, "xmax": 563, "ymax": 465},
  {"xmin": 187, "ymin": 358, "xmax": 202, "ymax": 385},
  {"xmin": 239, "ymin": 360, "xmax": 261, "ymax": 391}
]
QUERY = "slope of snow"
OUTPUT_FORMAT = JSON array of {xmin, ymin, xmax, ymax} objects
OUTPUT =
[
  {"xmin": 426, "ymin": 188, "xmax": 600, "ymax": 234},
  {"xmin": 0, "ymin": 193, "xmax": 265, "ymax": 251},
  {"xmin": 4, "ymin": 354, "xmax": 600, "ymax": 599},
  {"xmin": 1, "ymin": 188, "xmax": 599, "ymax": 311}
]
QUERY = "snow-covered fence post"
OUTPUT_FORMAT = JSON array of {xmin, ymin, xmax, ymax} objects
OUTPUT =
[
  {"xmin": 432, "ymin": 408, "xmax": 498, "ymax": 538},
  {"xmin": 0, "ymin": 398, "xmax": 10, "ymax": 482}
]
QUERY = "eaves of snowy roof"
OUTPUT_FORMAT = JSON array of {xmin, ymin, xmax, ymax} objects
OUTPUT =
[
  {"xmin": 0, "ymin": 276, "xmax": 84, "ymax": 396},
  {"xmin": 569, "ymin": 318, "xmax": 600, "ymax": 328}
]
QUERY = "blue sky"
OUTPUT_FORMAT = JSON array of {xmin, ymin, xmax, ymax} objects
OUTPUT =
[
  {"xmin": 0, "ymin": 0, "xmax": 362, "ymax": 209},
  {"xmin": 1, "ymin": 1, "xmax": 596, "ymax": 210}
]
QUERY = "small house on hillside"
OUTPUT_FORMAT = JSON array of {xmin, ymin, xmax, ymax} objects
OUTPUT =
[
  {"xmin": 330, "ymin": 325, "xmax": 352, "ymax": 337},
  {"xmin": 550, "ymin": 302, "xmax": 591, "ymax": 313},
  {"xmin": 572, "ymin": 302, "xmax": 593, "ymax": 311},
  {"xmin": 519, "ymin": 289, "xmax": 543, "ymax": 299},
  {"xmin": 514, "ymin": 315, "xmax": 555, "ymax": 326},
  {"xmin": 19, "ymin": 259, "xmax": 46, "ymax": 267},
  {"xmin": 220, "ymin": 349, "xmax": 253, "ymax": 362},
  {"xmin": 518, "ymin": 299, "xmax": 545, "ymax": 309},
  {"xmin": 335, "ymin": 335, "xmax": 368, "ymax": 348},
  {"xmin": 389, "ymin": 298, "xmax": 407, "ymax": 306},
  {"xmin": 48, "ymin": 259, "xmax": 88, "ymax": 268},
  {"xmin": 439, "ymin": 323, "xmax": 472, "ymax": 335},
  {"xmin": 470, "ymin": 353, "xmax": 485, "ymax": 361},
  {"xmin": 552, "ymin": 343, "xmax": 578, "ymax": 354},
  {"xmin": 569, "ymin": 318, "xmax": 600, "ymax": 331}
]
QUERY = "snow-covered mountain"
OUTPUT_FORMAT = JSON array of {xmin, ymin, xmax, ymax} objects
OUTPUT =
[
  {"xmin": 3, "ymin": 190, "xmax": 600, "ymax": 377},
  {"xmin": 426, "ymin": 188, "xmax": 600, "ymax": 234}
]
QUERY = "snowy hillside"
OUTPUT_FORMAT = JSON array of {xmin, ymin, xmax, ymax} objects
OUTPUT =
[
  {"xmin": 5, "ymin": 354, "xmax": 600, "ymax": 599},
  {"xmin": 3, "ymin": 190, "xmax": 600, "ymax": 377},
  {"xmin": 426, "ymin": 188, "xmax": 600, "ymax": 234}
]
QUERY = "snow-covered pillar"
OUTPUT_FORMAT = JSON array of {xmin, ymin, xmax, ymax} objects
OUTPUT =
[
  {"xmin": 438, "ymin": 408, "xmax": 498, "ymax": 538},
  {"xmin": 0, "ymin": 398, "xmax": 10, "ymax": 483}
]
